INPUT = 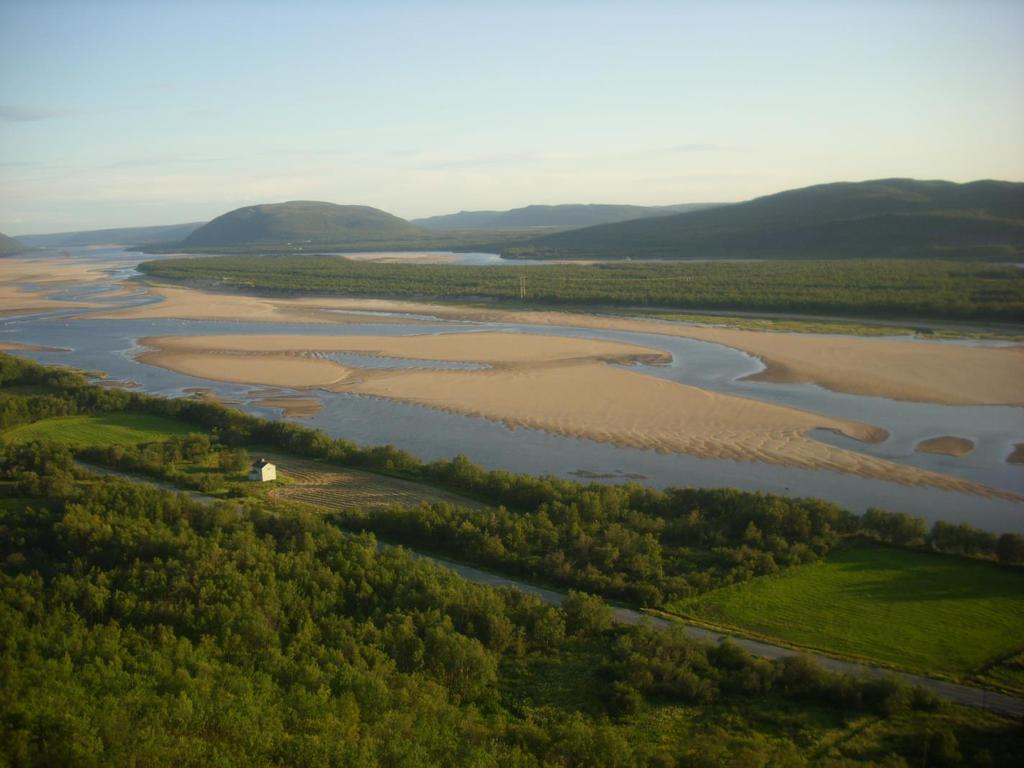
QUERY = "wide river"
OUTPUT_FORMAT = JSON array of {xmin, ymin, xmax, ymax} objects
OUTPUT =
[{"xmin": 3, "ymin": 247, "xmax": 1023, "ymax": 532}]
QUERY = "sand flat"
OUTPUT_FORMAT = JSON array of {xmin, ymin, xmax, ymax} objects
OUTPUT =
[
  {"xmin": 915, "ymin": 436, "xmax": 975, "ymax": 457},
  {"xmin": 136, "ymin": 348, "xmax": 355, "ymax": 389},
  {"xmin": 132, "ymin": 332, "xmax": 1021, "ymax": 500},
  {"xmin": 142, "ymin": 331, "xmax": 668, "ymax": 365},
  {"xmin": 96, "ymin": 283, "xmax": 417, "ymax": 325},
  {"xmin": 0, "ymin": 254, "xmax": 115, "ymax": 314},
  {"xmin": 101, "ymin": 284, "xmax": 1024, "ymax": 406}
]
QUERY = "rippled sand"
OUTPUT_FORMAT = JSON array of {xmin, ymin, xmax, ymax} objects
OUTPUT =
[
  {"xmin": 135, "ymin": 332, "xmax": 1019, "ymax": 500},
  {"xmin": 103, "ymin": 284, "xmax": 1024, "ymax": 406}
]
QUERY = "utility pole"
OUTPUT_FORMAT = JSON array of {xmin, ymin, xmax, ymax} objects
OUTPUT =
[{"xmin": 519, "ymin": 273, "xmax": 527, "ymax": 301}]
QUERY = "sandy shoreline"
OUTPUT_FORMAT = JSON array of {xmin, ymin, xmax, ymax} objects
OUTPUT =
[
  {"xmin": 98, "ymin": 283, "xmax": 1024, "ymax": 407},
  {"xmin": 0, "ymin": 341, "xmax": 69, "ymax": 353},
  {"xmin": 914, "ymin": 436, "xmax": 975, "ymax": 457},
  {"xmin": 131, "ymin": 332, "xmax": 1021, "ymax": 501}
]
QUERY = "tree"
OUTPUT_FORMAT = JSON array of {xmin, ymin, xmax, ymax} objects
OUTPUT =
[
  {"xmin": 995, "ymin": 533, "xmax": 1024, "ymax": 565},
  {"xmin": 563, "ymin": 590, "xmax": 614, "ymax": 637},
  {"xmin": 218, "ymin": 447, "xmax": 250, "ymax": 472}
]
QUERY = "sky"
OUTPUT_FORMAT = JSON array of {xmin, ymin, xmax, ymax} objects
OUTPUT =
[{"xmin": 0, "ymin": 0, "xmax": 1022, "ymax": 234}]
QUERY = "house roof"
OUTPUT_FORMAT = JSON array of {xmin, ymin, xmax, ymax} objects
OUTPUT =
[{"xmin": 251, "ymin": 458, "xmax": 274, "ymax": 468}]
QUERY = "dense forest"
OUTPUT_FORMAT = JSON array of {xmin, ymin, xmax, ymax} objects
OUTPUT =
[
  {"xmin": 139, "ymin": 255, "xmax": 1024, "ymax": 322},
  {"xmin": 7, "ymin": 443, "xmax": 1022, "ymax": 765}
]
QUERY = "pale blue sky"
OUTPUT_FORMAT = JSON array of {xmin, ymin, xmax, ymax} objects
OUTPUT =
[{"xmin": 1, "ymin": 0, "xmax": 1021, "ymax": 234}]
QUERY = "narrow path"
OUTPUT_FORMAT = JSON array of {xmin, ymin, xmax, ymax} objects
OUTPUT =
[{"xmin": 410, "ymin": 550, "xmax": 1024, "ymax": 719}]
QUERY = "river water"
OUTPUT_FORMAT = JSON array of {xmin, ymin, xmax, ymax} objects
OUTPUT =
[{"xmin": 3, "ymin": 246, "xmax": 1022, "ymax": 532}]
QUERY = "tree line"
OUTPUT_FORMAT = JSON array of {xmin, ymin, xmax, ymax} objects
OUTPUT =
[{"xmin": 139, "ymin": 255, "xmax": 1024, "ymax": 322}]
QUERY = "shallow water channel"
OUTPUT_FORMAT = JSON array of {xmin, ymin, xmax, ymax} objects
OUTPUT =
[{"xmin": 3, "ymin": 247, "xmax": 1022, "ymax": 532}]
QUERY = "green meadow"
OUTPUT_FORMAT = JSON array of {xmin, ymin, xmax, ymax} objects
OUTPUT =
[
  {"xmin": 669, "ymin": 543, "xmax": 1024, "ymax": 683},
  {"xmin": 1, "ymin": 413, "xmax": 194, "ymax": 448}
]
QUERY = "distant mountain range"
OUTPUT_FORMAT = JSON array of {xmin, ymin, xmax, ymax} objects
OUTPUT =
[
  {"xmin": 502, "ymin": 179, "xmax": 1024, "ymax": 261},
  {"xmin": 12, "ymin": 179, "xmax": 1022, "ymax": 260},
  {"xmin": 181, "ymin": 201, "xmax": 421, "ymax": 247},
  {"xmin": 17, "ymin": 222, "xmax": 205, "ymax": 248},
  {"xmin": 0, "ymin": 232, "xmax": 29, "ymax": 256},
  {"xmin": 412, "ymin": 203, "xmax": 721, "ymax": 230}
]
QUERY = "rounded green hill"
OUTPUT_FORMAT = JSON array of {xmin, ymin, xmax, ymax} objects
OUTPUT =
[{"xmin": 183, "ymin": 200, "xmax": 422, "ymax": 247}]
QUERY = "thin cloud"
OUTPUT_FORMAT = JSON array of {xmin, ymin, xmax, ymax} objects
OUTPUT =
[
  {"xmin": 664, "ymin": 143, "xmax": 722, "ymax": 153},
  {"xmin": 0, "ymin": 104, "xmax": 76, "ymax": 123},
  {"xmin": 420, "ymin": 151, "xmax": 543, "ymax": 171},
  {"xmin": 98, "ymin": 155, "xmax": 221, "ymax": 170}
]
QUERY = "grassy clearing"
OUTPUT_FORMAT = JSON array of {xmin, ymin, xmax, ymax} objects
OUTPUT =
[
  {"xmin": 1, "ymin": 413, "xmax": 194, "ymax": 447},
  {"xmin": 668, "ymin": 543, "xmax": 1024, "ymax": 683},
  {"xmin": 261, "ymin": 452, "xmax": 486, "ymax": 513}
]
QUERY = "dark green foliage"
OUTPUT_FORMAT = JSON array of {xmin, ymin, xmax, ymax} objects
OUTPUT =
[
  {"xmin": 930, "ymin": 521, "xmax": 999, "ymax": 557},
  {"xmin": 562, "ymin": 590, "xmax": 615, "ymax": 637},
  {"xmin": 602, "ymin": 629, "xmax": 931, "ymax": 719},
  {"xmin": 504, "ymin": 178, "xmax": 1024, "ymax": 261},
  {"xmin": 859, "ymin": 507, "xmax": 928, "ymax": 546},
  {"xmin": 344, "ymin": 487, "xmax": 857, "ymax": 605},
  {"xmin": 995, "ymin": 533, "xmax": 1024, "ymax": 565},
  {"xmin": 139, "ymin": 253, "xmax": 1024, "ymax": 322}
]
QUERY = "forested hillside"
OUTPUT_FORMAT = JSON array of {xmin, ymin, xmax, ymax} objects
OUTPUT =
[
  {"xmin": 182, "ymin": 201, "xmax": 422, "ymax": 247},
  {"xmin": 503, "ymin": 179, "xmax": 1024, "ymax": 261}
]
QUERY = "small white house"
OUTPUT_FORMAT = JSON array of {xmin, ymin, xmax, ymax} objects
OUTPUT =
[{"xmin": 248, "ymin": 458, "xmax": 277, "ymax": 482}]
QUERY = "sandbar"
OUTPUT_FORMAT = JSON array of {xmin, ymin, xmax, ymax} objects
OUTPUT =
[
  {"xmin": 251, "ymin": 396, "xmax": 322, "ymax": 417},
  {"xmin": 141, "ymin": 331, "xmax": 667, "ymax": 365},
  {"xmin": 914, "ymin": 436, "xmax": 975, "ymax": 457},
  {"xmin": 0, "ymin": 341, "xmax": 69, "ymax": 352},
  {"xmin": 133, "ymin": 332, "xmax": 1020, "ymax": 500},
  {"xmin": 99, "ymin": 284, "xmax": 1024, "ymax": 406}
]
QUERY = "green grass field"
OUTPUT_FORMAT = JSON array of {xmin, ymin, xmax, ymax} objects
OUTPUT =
[
  {"xmin": 1, "ymin": 413, "xmax": 194, "ymax": 447},
  {"xmin": 668, "ymin": 543, "xmax": 1024, "ymax": 682}
]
